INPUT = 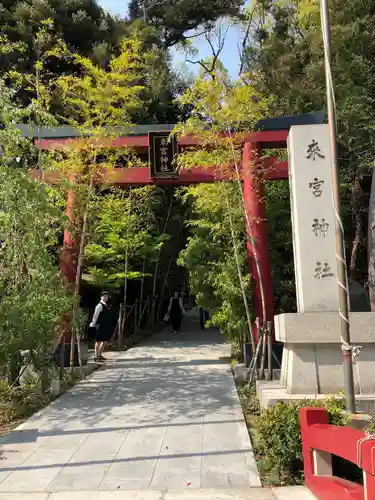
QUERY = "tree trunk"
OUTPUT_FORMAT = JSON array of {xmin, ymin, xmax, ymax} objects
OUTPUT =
[
  {"xmin": 59, "ymin": 335, "xmax": 65, "ymax": 382},
  {"xmin": 350, "ymin": 176, "xmax": 363, "ymax": 280},
  {"xmin": 157, "ymin": 255, "xmax": 173, "ymax": 321},
  {"xmin": 221, "ymin": 178, "xmax": 255, "ymax": 354},
  {"xmin": 151, "ymin": 195, "xmax": 173, "ymax": 326},
  {"xmin": 70, "ymin": 173, "xmax": 94, "ymax": 376},
  {"xmin": 8, "ymin": 352, "xmax": 22, "ymax": 385},
  {"xmin": 119, "ymin": 189, "xmax": 132, "ymax": 347},
  {"xmin": 41, "ymin": 347, "xmax": 49, "ymax": 394},
  {"xmin": 349, "ymin": 211, "xmax": 362, "ymax": 279}
]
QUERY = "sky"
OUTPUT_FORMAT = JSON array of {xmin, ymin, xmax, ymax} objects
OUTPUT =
[{"xmin": 98, "ymin": 0, "xmax": 242, "ymax": 77}]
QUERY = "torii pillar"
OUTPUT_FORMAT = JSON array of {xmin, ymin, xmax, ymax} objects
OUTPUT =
[
  {"xmin": 60, "ymin": 188, "xmax": 78, "ymax": 285},
  {"xmin": 243, "ymin": 142, "xmax": 274, "ymax": 340}
]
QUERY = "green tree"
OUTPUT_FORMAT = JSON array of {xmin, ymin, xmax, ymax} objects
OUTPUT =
[
  {"xmin": 265, "ymin": 181, "xmax": 296, "ymax": 313},
  {"xmin": 84, "ymin": 186, "xmax": 168, "ymax": 289},
  {"xmin": 175, "ymin": 59, "xmax": 269, "ymax": 346},
  {"xmin": 0, "ymin": 81, "xmax": 73, "ymax": 384},
  {"xmin": 179, "ymin": 182, "xmax": 251, "ymax": 343},
  {"xmin": 241, "ymin": 0, "xmax": 375, "ymax": 301},
  {"xmin": 0, "ymin": 168, "xmax": 74, "ymax": 378},
  {"xmin": 0, "ymin": 5, "xmax": 184, "ymax": 125},
  {"xmin": 45, "ymin": 33, "xmax": 155, "ymax": 359},
  {"xmin": 128, "ymin": 0, "xmax": 243, "ymax": 47},
  {"xmin": 0, "ymin": 0, "xmax": 124, "ymax": 74}
]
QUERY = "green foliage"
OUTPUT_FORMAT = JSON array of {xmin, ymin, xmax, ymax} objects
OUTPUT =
[
  {"xmin": 0, "ymin": 165, "xmax": 74, "ymax": 366},
  {"xmin": 237, "ymin": 383, "xmax": 261, "ymax": 415},
  {"xmin": 256, "ymin": 397, "xmax": 348, "ymax": 485},
  {"xmin": 0, "ymin": 381, "xmax": 50, "ymax": 425},
  {"xmin": 243, "ymin": 0, "xmax": 375, "ymax": 286},
  {"xmin": 85, "ymin": 186, "xmax": 168, "ymax": 288},
  {"xmin": 0, "ymin": 76, "xmax": 73, "ymax": 379},
  {"xmin": 128, "ymin": 0, "xmax": 243, "ymax": 47},
  {"xmin": 5, "ymin": 18, "xmax": 68, "ymax": 121},
  {"xmin": 175, "ymin": 62, "xmax": 269, "ymax": 138},
  {"xmin": 174, "ymin": 60, "xmax": 272, "ymax": 343},
  {"xmin": 0, "ymin": 0, "xmax": 124, "ymax": 76},
  {"xmin": 265, "ymin": 181, "xmax": 296, "ymax": 313},
  {"xmin": 54, "ymin": 35, "xmax": 148, "ymax": 129},
  {"xmin": 45, "ymin": 31, "xmax": 156, "ymax": 296},
  {"xmin": 179, "ymin": 182, "xmax": 251, "ymax": 341},
  {"xmin": 125, "ymin": 24, "xmax": 189, "ymax": 124},
  {"xmin": 0, "ymin": 5, "xmax": 186, "ymax": 125},
  {"xmin": 0, "ymin": 78, "xmax": 41, "ymax": 164}
]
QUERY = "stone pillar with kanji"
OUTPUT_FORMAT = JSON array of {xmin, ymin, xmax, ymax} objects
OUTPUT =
[{"xmin": 257, "ymin": 124, "xmax": 375, "ymax": 407}]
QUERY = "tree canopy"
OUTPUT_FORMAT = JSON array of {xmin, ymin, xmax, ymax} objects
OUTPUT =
[{"xmin": 128, "ymin": 0, "xmax": 244, "ymax": 47}]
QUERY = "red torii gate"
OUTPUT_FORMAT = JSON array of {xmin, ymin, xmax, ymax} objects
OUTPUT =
[{"xmin": 30, "ymin": 113, "xmax": 322, "ymax": 337}]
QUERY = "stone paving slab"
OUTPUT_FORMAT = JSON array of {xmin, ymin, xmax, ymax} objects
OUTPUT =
[
  {"xmin": 0, "ymin": 487, "xmax": 317, "ymax": 499},
  {"xmin": 0, "ymin": 311, "xmax": 261, "ymax": 493},
  {"xmin": 272, "ymin": 486, "xmax": 318, "ymax": 500}
]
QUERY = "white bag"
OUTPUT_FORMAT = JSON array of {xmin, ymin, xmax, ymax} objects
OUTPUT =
[{"xmin": 163, "ymin": 314, "xmax": 169, "ymax": 322}]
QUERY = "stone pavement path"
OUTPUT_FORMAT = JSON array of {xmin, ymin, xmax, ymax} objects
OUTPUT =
[{"xmin": 0, "ymin": 310, "xmax": 267, "ymax": 498}]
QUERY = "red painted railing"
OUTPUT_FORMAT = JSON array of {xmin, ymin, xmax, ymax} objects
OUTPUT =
[{"xmin": 300, "ymin": 407, "xmax": 375, "ymax": 500}]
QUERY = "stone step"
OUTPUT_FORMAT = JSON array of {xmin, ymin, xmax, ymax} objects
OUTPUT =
[
  {"xmin": 0, "ymin": 487, "xmax": 317, "ymax": 500},
  {"xmin": 273, "ymin": 486, "xmax": 317, "ymax": 499}
]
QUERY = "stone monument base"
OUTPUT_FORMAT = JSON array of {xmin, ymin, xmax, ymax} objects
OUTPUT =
[
  {"xmin": 275, "ymin": 312, "xmax": 375, "ymax": 394},
  {"xmin": 256, "ymin": 380, "xmax": 375, "ymax": 416},
  {"xmin": 256, "ymin": 312, "xmax": 375, "ymax": 414}
]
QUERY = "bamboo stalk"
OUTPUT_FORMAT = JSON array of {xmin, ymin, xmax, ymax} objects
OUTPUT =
[
  {"xmin": 111, "ymin": 303, "xmax": 122, "ymax": 343},
  {"xmin": 134, "ymin": 298, "xmax": 139, "ymax": 335},
  {"xmin": 248, "ymin": 331, "xmax": 263, "ymax": 385},
  {"xmin": 259, "ymin": 323, "xmax": 267, "ymax": 380},
  {"xmin": 267, "ymin": 320, "xmax": 272, "ymax": 381},
  {"xmin": 255, "ymin": 317, "xmax": 260, "ymax": 375},
  {"xmin": 138, "ymin": 301, "xmax": 148, "ymax": 326},
  {"xmin": 151, "ymin": 194, "xmax": 173, "ymax": 326},
  {"xmin": 121, "ymin": 304, "xmax": 135, "ymax": 339},
  {"xmin": 119, "ymin": 242, "xmax": 129, "ymax": 345},
  {"xmin": 41, "ymin": 347, "xmax": 49, "ymax": 394},
  {"xmin": 220, "ymin": 176, "xmax": 255, "ymax": 355},
  {"xmin": 59, "ymin": 335, "xmax": 65, "ymax": 382},
  {"xmin": 70, "ymin": 170, "xmax": 94, "ymax": 377},
  {"xmin": 36, "ymin": 47, "xmax": 43, "ymax": 180},
  {"xmin": 119, "ymin": 188, "xmax": 132, "ymax": 348},
  {"xmin": 227, "ymin": 131, "xmax": 267, "ymax": 332},
  {"xmin": 157, "ymin": 254, "xmax": 173, "ymax": 321},
  {"xmin": 147, "ymin": 295, "xmax": 151, "ymax": 325},
  {"xmin": 139, "ymin": 257, "xmax": 146, "ymax": 330}
]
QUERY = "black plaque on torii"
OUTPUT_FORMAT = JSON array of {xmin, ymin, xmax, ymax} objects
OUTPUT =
[{"xmin": 149, "ymin": 131, "xmax": 178, "ymax": 179}]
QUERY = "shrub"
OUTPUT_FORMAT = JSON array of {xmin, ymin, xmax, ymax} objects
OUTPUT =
[
  {"xmin": 238, "ymin": 383, "xmax": 260, "ymax": 415},
  {"xmin": 230, "ymin": 340, "xmax": 242, "ymax": 364},
  {"xmin": 256, "ymin": 396, "xmax": 348, "ymax": 486},
  {"xmin": 0, "ymin": 380, "xmax": 50, "ymax": 425}
]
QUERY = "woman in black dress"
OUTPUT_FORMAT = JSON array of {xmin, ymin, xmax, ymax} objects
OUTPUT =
[{"xmin": 167, "ymin": 292, "xmax": 186, "ymax": 333}]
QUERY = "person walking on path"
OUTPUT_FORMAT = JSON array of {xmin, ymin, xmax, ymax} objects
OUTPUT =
[
  {"xmin": 199, "ymin": 307, "xmax": 210, "ymax": 329},
  {"xmin": 167, "ymin": 291, "xmax": 185, "ymax": 333},
  {"xmin": 90, "ymin": 291, "xmax": 112, "ymax": 362}
]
